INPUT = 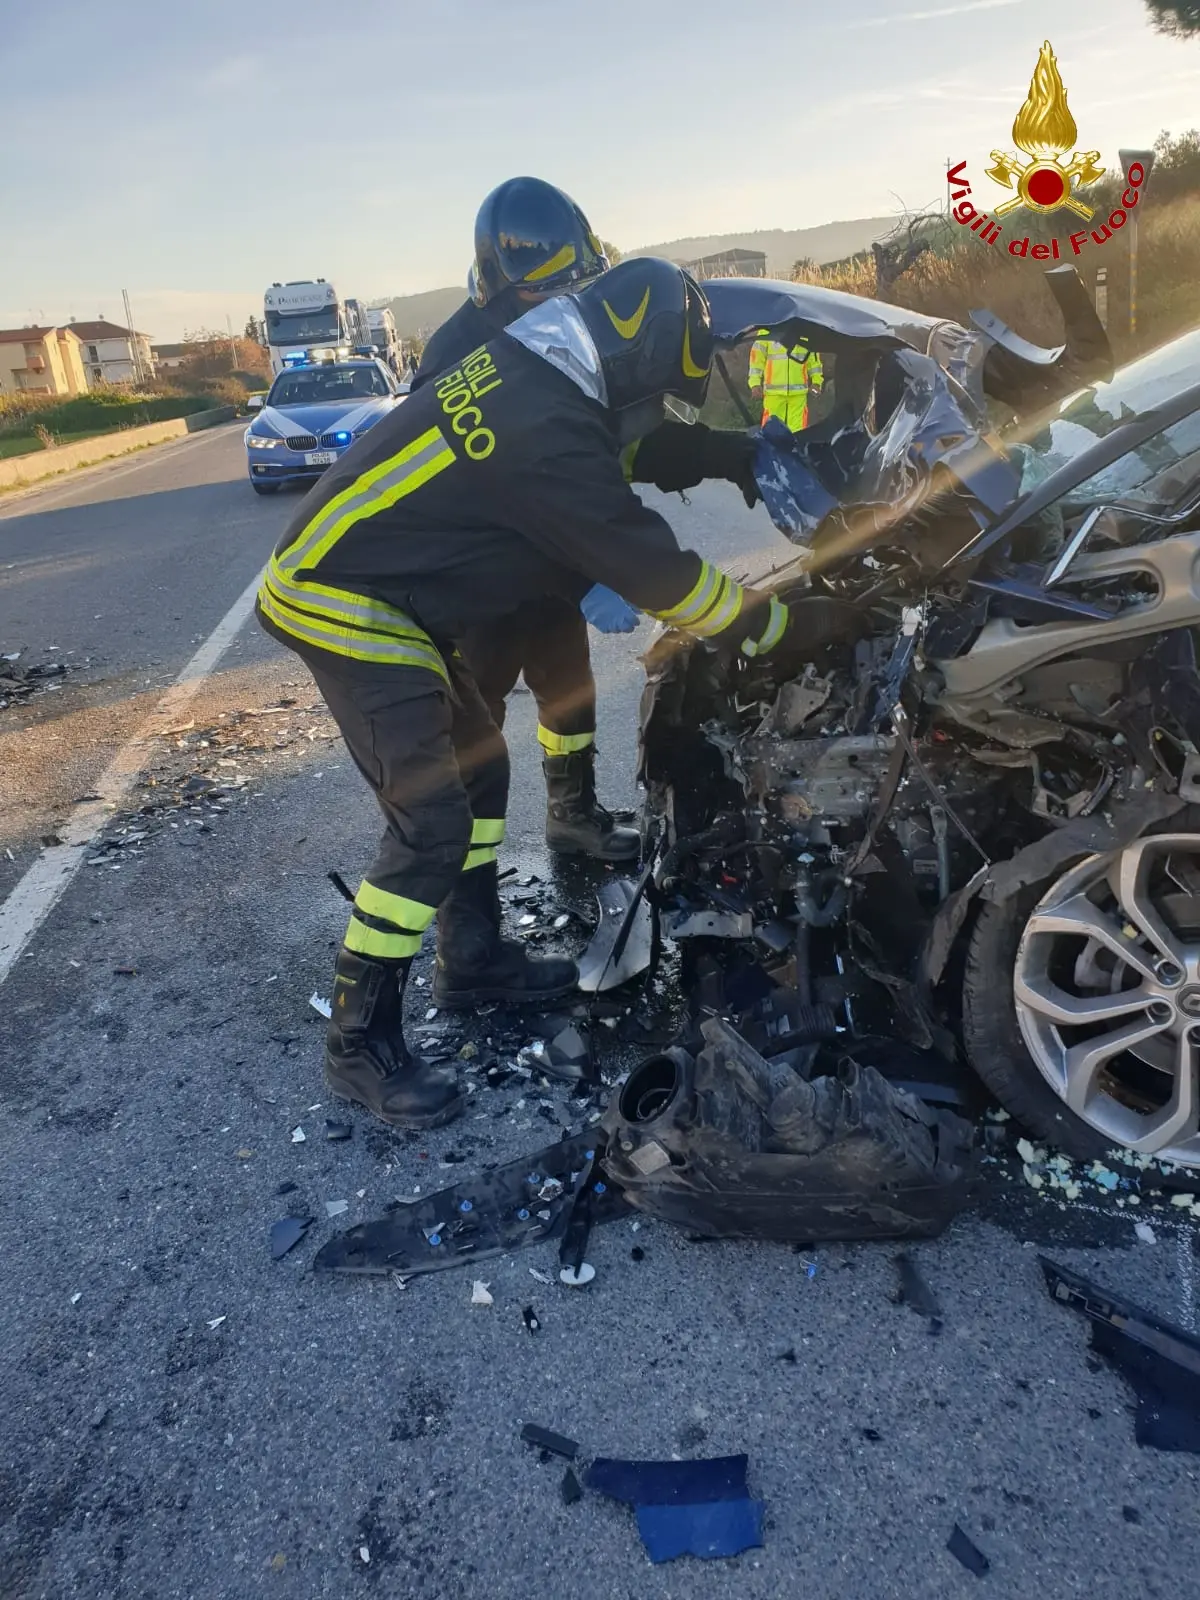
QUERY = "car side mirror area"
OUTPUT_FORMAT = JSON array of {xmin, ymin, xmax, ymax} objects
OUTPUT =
[{"xmin": 246, "ymin": 394, "xmax": 265, "ymax": 411}]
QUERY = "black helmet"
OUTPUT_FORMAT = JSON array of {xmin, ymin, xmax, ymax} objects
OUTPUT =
[
  {"xmin": 571, "ymin": 257, "xmax": 713, "ymax": 414},
  {"xmin": 473, "ymin": 177, "xmax": 608, "ymax": 306}
]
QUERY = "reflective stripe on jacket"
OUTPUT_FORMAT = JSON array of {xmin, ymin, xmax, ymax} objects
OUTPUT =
[{"xmin": 748, "ymin": 335, "xmax": 823, "ymax": 431}]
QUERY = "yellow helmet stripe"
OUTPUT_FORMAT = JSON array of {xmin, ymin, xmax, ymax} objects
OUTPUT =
[
  {"xmin": 603, "ymin": 287, "xmax": 651, "ymax": 340},
  {"xmin": 682, "ymin": 323, "xmax": 708, "ymax": 380},
  {"xmin": 525, "ymin": 243, "xmax": 578, "ymax": 282}
]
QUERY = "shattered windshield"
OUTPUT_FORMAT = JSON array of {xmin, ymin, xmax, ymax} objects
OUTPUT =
[{"xmin": 1030, "ymin": 327, "xmax": 1200, "ymax": 506}]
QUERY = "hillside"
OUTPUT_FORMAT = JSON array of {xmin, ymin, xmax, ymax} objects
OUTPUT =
[
  {"xmin": 379, "ymin": 285, "xmax": 466, "ymax": 340},
  {"xmin": 628, "ymin": 217, "xmax": 902, "ymax": 274},
  {"xmin": 382, "ymin": 215, "xmax": 903, "ymax": 337}
]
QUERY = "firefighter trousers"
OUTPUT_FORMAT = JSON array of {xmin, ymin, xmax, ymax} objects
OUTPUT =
[
  {"xmin": 306, "ymin": 651, "xmax": 509, "ymax": 963},
  {"xmin": 461, "ymin": 594, "xmax": 597, "ymax": 758}
]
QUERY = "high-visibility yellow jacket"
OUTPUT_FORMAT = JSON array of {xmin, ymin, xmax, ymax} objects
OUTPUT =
[{"xmin": 748, "ymin": 333, "xmax": 823, "ymax": 431}]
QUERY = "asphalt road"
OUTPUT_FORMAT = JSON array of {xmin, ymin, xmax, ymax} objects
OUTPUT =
[{"xmin": 2, "ymin": 430, "xmax": 1199, "ymax": 1599}]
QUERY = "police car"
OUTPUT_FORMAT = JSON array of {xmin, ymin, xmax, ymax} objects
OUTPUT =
[{"xmin": 244, "ymin": 348, "xmax": 405, "ymax": 494}]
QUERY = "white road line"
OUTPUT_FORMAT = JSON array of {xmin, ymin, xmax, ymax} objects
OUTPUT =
[{"xmin": 0, "ymin": 561, "xmax": 266, "ymax": 986}]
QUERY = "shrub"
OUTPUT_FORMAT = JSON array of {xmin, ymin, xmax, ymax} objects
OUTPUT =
[{"xmin": 0, "ymin": 387, "xmax": 217, "ymax": 439}]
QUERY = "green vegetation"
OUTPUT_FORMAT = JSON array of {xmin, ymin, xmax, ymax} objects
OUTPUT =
[{"xmin": 0, "ymin": 386, "xmax": 218, "ymax": 450}]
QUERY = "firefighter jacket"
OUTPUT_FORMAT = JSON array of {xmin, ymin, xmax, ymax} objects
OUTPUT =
[
  {"xmin": 257, "ymin": 333, "xmax": 786, "ymax": 681},
  {"xmin": 748, "ymin": 334, "xmax": 823, "ymax": 431}
]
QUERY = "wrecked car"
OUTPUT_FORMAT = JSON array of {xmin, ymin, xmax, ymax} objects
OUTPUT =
[{"xmin": 640, "ymin": 269, "xmax": 1200, "ymax": 1171}]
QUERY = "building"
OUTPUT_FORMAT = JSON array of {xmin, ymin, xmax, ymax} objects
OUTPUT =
[
  {"xmin": 678, "ymin": 248, "xmax": 768, "ymax": 279},
  {"xmin": 0, "ymin": 326, "xmax": 88, "ymax": 396},
  {"xmin": 65, "ymin": 319, "xmax": 155, "ymax": 385},
  {"xmin": 151, "ymin": 342, "xmax": 190, "ymax": 371}
]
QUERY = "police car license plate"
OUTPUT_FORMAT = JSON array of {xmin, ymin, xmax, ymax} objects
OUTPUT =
[{"xmin": 305, "ymin": 450, "xmax": 337, "ymax": 466}]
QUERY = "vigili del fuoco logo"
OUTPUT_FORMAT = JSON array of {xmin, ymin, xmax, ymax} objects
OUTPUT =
[{"xmin": 947, "ymin": 41, "xmax": 1147, "ymax": 261}]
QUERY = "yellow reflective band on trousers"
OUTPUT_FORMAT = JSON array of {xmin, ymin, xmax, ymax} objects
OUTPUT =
[
  {"xmin": 463, "ymin": 816, "xmax": 506, "ymax": 871},
  {"xmin": 741, "ymin": 596, "xmax": 788, "ymax": 658},
  {"xmin": 537, "ymin": 725, "xmax": 595, "ymax": 756},
  {"xmin": 258, "ymin": 426, "xmax": 456, "ymax": 671},
  {"xmin": 650, "ymin": 560, "xmax": 746, "ymax": 640},
  {"xmin": 342, "ymin": 879, "xmax": 438, "ymax": 960}
]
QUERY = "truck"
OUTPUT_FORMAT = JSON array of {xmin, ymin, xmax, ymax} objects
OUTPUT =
[
  {"xmin": 366, "ymin": 306, "xmax": 403, "ymax": 373},
  {"xmin": 263, "ymin": 280, "xmax": 353, "ymax": 374}
]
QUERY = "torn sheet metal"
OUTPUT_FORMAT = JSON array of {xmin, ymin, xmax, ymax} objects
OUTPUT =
[
  {"xmin": 576, "ymin": 875, "xmax": 653, "ymax": 993},
  {"xmin": 1041, "ymin": 1257, "xmax": 1200, "ymax": 1454},
  {"xmin": 602, "ymin": 1019, "xmax": 975, "ymax": 1242},
  {"xmin": 314, "ymin": 1132, "xmax": 627, "ymax": 1278}
]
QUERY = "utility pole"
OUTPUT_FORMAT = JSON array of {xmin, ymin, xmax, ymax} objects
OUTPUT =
[
  {"xmin": 1094, "ymin": 266, "xmax": 1108, "ymax": 329},
  {"xmin": 1118, "ymin": 148, "xmax": 1156, "ymax": 343},
  {"xmin": 226, "ymin": 313, "xmax": 238, "ymax": 369},
  {"xmin": 122, "ymin": 288, "xmax": 146, "ymax": 384}
]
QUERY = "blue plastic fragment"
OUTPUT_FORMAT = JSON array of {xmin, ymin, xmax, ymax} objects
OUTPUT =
[
  {"xmin": 428, "ymin": 1233, "xmax": 441, "ymax": 1247},
  {"xmin": 459, "ymin": 1200, "xmax": 473, "ymax": 1213},
  {"xmin": 586, "ymin": 1456, "xmax": 764, "ymax": 1565},
  {"xmin": 517, "ymin": 1208, "xmax": 530, "ymax": 1221},
  {"xmin": 593, "ymin": 1182, "xmax": 607, "ymax": 1195},
  {"xmin": 636, "ymin": 1499, "xmax": 765, "ymax": 1564}
]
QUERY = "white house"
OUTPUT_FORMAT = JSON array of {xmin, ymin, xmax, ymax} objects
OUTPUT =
[{"xmin": 67, "ymin": 319, "xmax": 155, "ymax": 385}]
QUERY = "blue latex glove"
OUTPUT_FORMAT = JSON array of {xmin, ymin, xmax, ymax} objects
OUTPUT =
[{"xmin": 581, "ymin": 584, "xmax": 640, "ymax": 634}]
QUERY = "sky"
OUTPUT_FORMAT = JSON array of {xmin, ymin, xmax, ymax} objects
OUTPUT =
[{"xmin": 2, "ymin": 0, "xmax": 1197, "ymax": 340}]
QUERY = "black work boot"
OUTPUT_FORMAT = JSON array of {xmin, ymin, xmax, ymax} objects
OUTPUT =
[
  {"xmin": 325, "ymin": 949, "xmax": 463, "ymax": 1128},
  {"xmin": 431, "ymin": 861, "xmax": 578, "ymax": 1008},
  {"xmin": 544, "ymin": 748, "xmax": 640, "ymax": 862}
]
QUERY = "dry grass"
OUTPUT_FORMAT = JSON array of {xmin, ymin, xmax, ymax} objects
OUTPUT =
[{"xmin": 791, "ymin": 195, "xmax": 1200, "ymax": 362}]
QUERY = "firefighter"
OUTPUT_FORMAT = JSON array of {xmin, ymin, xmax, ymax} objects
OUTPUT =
[
  {"xmin": 413, "ymin": 176, "xmax": 759, "ymax": 862},
  {"xmin": 257, "ymin": 258, "xmax": 853, "ymax": 1129},
  {"xmin": 748, "ymin": 328, "xmax": 824, "ymax": 431}
]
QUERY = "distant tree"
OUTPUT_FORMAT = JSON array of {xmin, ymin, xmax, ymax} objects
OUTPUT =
[
  {"xmin": 176, "ymin": 328, "xmax": 269, "ymax": 382},
  {"xmin": 601, "ymin": 239, "xmax": 623, "ymax": 265},
  {"xmin": 244, "ymin": 314, "xmax": 263, "ymax": 344},
  {"xmin": 1145, "ymin": 1, "xmax": 1200, "ymax": 36}
]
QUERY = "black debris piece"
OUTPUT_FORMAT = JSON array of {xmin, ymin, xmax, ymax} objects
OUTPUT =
[
  {"xmin": 276, "ymin": 1180, "xmax": 299, "ymax": 1197},
  {"xmin": 896, "ymin": 1253, "xmax": 943, "ymax": 1326},
  {"xmin": 631, "ymin": 1246, "xmax": 645, "ymax": 1262},
  {"xmin": 603, "ymin": 1018, "xmax": 974, "ymax": 1243},
  {"xmin": 860, "ymin": 1428, "xmax": 883, "ymax": 1443},
  {"xmin": 1041, "ymin": 1257, "xmax": 1200, "ymax": 1454},
  {"xmin": 520, "ymin": 1423, "xmax": 580, "ymax": 1461},
  {"xmin": 1122, "ymin": 1506, "xmax": 1141, "ymax": 1524},
  {"xmin": 325, "ymin": 1120, "xmax": 353, "ymax": 1142},
  {"xmin": 543, "ymin": 1023, "xmax": 593, "ymax": 1085},
  {"xmin": 270, "ymin": 1216, "xmax": 314, "ymax": 1260},
  {"xmin": 327, "ymin": 870, "xmax": 355, "ymax": 903},
  {"xmin": 40, "ymin": 833, "xmax": 64, "ymax": 848},
  {"xmin": 777, "ymin": 1348, "xmax": 798, "ymax": 1365},
  {"xmin": 314, "ymin": 1131, "xmax": 627, "ymax": 1279},
  {"xmin": 946, "ymin": 1524, "xmax": 990, "ymax": 1577},
  {"xmin": 561, "ymin": 1468, "xmax": 583, "ymax": 1505},
  {"xmin": 0, "ymin": 656, "xmax": 69, "ymax": 709},
  {"xmin": 522, "ymin": 1305, "xmax": 541, "ymax": 1334}
]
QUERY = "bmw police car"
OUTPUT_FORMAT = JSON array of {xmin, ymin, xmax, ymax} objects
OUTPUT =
[{"xmin": 244, "ymin": 348, "xmax": 404, "ymax": 494}]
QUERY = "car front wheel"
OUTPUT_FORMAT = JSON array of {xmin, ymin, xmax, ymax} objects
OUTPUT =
[{"xmin": 963, "ymin": 820, "xmax": 1200, "ymax": 1169}]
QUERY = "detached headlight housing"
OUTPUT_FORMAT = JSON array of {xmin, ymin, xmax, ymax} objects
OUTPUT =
[{"xmin": 246, "ymin": 433, "xmax": 281, "ymax": 450}]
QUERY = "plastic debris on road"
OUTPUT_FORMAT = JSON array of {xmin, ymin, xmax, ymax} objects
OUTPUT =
[
  {"xmin": 559, "ymin": 1262, "xmax": 596, "ymax": 1287},
  {"xmin": 522, "ymin": 1305, "xmax": 541, "ymax": 1333},
  {"xmin": 309, "ymin": 993, "xmax": 332, "ymax": 1019},
  {"xmin": 1135, "ymin": 1222, "xmax": 1157, "ymax": 1245},
  {"xmin": 470, "ymin": 1280, "xmax": 494, "ymax": 1307},
  {"xmin": 946, "ymin": 1524, "xmax": 990, "ymax": 1577},
  {"xmin": 586, "ymin": 1454, "xmax": 765, "ymax": 1565},
  {"xmin": 270, "ymin": 1216, "xmax": 314, "ymax": 1260},
  {"xmin": 325, "ymin": 1200, "xmax": 349, "ymax": 1218},
  {"xmin": 290, "ymin": 1126, "xmax": 306, "ymax": 1144},
  {"xmin": 325, "ymin": 1120, "xmax": 352, "ymax": 1142},
  {"xmin": 520, "ymin": 1423, "xmax": 580, "ymax": 1460},
  {"xmin": 1042, "ymin": 1256, "xmax": 1200, "ymax": 1454}
]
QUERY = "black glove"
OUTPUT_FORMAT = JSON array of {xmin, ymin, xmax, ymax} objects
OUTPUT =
[
  {"xmin": 753, "ymin": 596, "xmax": 862, "ymax": 676},
  {"xmin": 703, "ymin": 428, "xmax": 760, "ymax": 508}
]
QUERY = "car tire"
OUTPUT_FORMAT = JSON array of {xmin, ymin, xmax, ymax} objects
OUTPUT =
[
  {"xmin": 963, "ymin": 882, "xmax": 1113, "ymax": 1161},
  {"xmin": 252, "ymin": 482, "xmax": 279, "ymax": 496},
  {"xmin": 962, "ymin": 809, "xmax": 1200, "ymax": 1163}
]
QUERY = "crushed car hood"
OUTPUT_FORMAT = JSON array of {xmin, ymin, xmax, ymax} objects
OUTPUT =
[{"xmin": 704, "ymin": 268, "xmax": 1114, "ymax": 555}]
